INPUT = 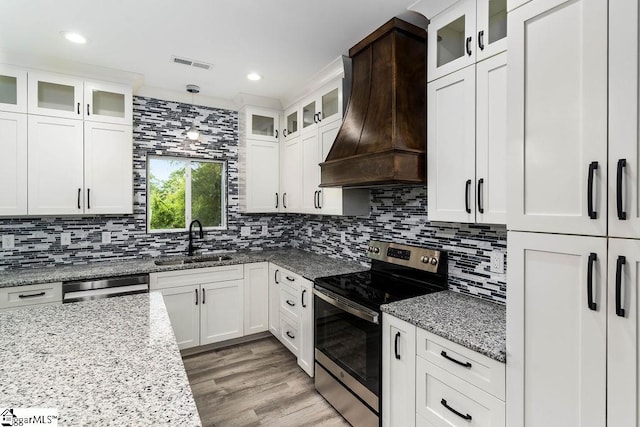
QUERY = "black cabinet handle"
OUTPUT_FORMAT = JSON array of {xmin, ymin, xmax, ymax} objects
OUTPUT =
[
  {"xmin": 302, "ymin": 289, "xmax": 307, "ymax": 308},
  {"xmin": 274, "ymin": 269, "xmax": 280, "ymax": 284},
  {"xmin": 617, "ymin": 159, "xmax": 627, "ymax": 220},
  {"xmin": 441, "ymin": 351, "xmax": 472, "ymax": 368},
  {"xmin": 195, "ymin": 289, "xmax": 198, "ymax": 305},
  {"xmin": 87, "ymin": 188, "xmax": 91, "ymax": 210},
  {"xmin": 283, "ymin": 193, "xmax": 287, "ymax": 209},
  {"xmin": 587, "ymin": 252, "xmax": 597, "ymax": 311},
  {"xmin": 587, "ymin": 161, "xmax": 598, "ymax": 219},
  {"xmin": 465, "ymin": 179, "xmax": 472, "ymax": 214},
  {"xmin": 202, "ymin": 288, "xmax": 206, "ymax": 304},
  {"xmin": 286, "ymin": 331, "xmax": 295, "ymax": 339},
  {"xmin": 283, "ymin": 129, "xmax": 288, "ymax": 137},
  {"xmin": 616, "ymin": 255, "xmax": 626, "ymax": 317},
  {"xmin": 313, "ymin": 113, "xmax": 318, "ymax": 124},
  {"xmin": 441, "ymin": 399, "xmax": 472, "ymax": 421},
  {"xmin": 394, "ymin": 332, "xmax": 401, "ymax": 360},
  {"xmin": 317, "ymin": 190, "xmax": 322, "ymax": 209},
  {"xmin": 286, "ymin": 276, "xmax": 295, "ymax": 282},
  {"xmin": 465, "ymin": 36, "xmax": 472, "ymax": 56},
  {"xmin": 87, "ymin": 104, "xmax": 90, "ymax": 116},
  {"xmin": 314, "ymin": 191, "xmax": 318, "ymax": 209},
  {"xmin": 286, "ymin": 299, "xmax": 295, "ymax": 307},
  {"xmin": 18, "ymin": 292, "xmax": 46, "ymax": 299},
  {"xmin": 477, "ymin": 178, "xmax": 484, "ymax": 214},
  {"xmin": 275, "ymin": 129, "xmax": 278, "ymax": 138},
  {"xmin": 77, "ymin": 188, "xmax": 81, "ymax": 209},
  {"xmin": 317, "ymin": 112, "xmax": 322, "ymax": 122},
  {"xmin": 478, "ymin": 30, "xmax": 485, "ymax": 50},
  {"xmin": 275, "ymin": 192, "xmax": 279, "ymax": 209},
  {"xmin": 77, "ymin": 102, "xmax": 80, "ymax": 114}
]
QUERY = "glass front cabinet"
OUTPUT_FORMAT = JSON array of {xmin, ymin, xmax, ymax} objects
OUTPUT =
[
  {"xmin": 300, "ymin": 80, "xmax": 343, "ymax": 134},
  {"xmin": 245, "ymin": 107, "xmax": 279, "ymax": 142},
  {"xmin": 0, "ymin": 65, "xmax": 27, "ymax": 113}
]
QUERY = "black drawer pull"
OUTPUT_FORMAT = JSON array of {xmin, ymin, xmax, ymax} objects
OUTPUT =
[
  {"xmin": 394, "ymin": 332, "xmax": 401, "ymax": 360},
  {"xmin": 286, "ymin": 300, "xmax": 295, "ymax": 307},
  {"xmin": 286, "ymin": 331, "xmax": 295, "ymax": 339},
  {"xmin": 441, "ymin": 399, "xmax": 472, "ymax": 421},
  {"xmin": 274, "ymin": 269, "xmax": 280, "ymax": 284},
  {"xmin": 18, "ymin": 292, "xmax": 46, "ymax": 299},
  {"xmin": 286, "ymin": 276, "xmax": 295, "ymax": 282},
  {"xmin": 616, "ymin": 255, "xmax": 626, "ymax": 317},
  {"xmin": 587, "ymin": 252, "xmax": 597, "ymax": 311},
  {"xmin": 441, "ymin": 351, "xmax": 472, "ymax": 368}
]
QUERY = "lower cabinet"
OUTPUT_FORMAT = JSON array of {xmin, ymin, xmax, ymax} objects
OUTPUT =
[
  {"xmin": 383, "ymin": 313, "xmax": 506, "ymax": 427},
  {"xmin": 268, "ymin": 262, "xmax": 315, "ymax": 377},
  {"xmin": 200, "ymin": 279, "xmax": 244, "ymax": 345},
  {"xmin": 158, "ymin": 284, "xmax": 200, "ymax": 349},
  {"xmin": 243, "ymin": 262, "xmax": 269, "ymax": 335}
]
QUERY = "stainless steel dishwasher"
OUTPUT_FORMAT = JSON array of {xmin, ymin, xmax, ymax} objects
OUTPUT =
[{"xmin": 62, "ymin": 274, "xmax": 149, "ymax": 303}]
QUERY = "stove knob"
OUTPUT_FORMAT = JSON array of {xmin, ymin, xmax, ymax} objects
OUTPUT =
[
  {"xmin": 373, "ymin": 247, "xmax": 380, "ymax": 254},
  {"xmin": 420, "ymin": 256, "xmax": 429, "ymax": 263},
  {"xmin": 429, "ymin": 257, "xmax": 438, "ymax": 265}
]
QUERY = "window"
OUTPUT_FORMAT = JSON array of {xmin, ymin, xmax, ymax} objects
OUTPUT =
[{"xmin": 147, "ymin": 155, "xmax": 226, "ymax": 232}]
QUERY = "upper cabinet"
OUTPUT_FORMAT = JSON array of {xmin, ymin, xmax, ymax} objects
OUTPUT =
[
  {"xmin": 0, "ymin": 112, "xmax": 27, "ymax": 215},
  {"xmin": 0, "ymin": 65, "xmax": 27, "ymax": 113},
  {"xmin": 243, "ymin": 106, "xmax": 279, "ymax": 142},
  {"xmin": 283, "ymin": 104, "xmax": 299, "ymax": 141},
  {"xmin": 300, "ymin": 80, "xmax": 343, "ymax": 135},
  {"xmin": 28, "ymin": 71, "xmax": 132, "ymax": 125},
  {"xmin": 428, "ymin": 0, "xmax": 507, "ymax": 82}
]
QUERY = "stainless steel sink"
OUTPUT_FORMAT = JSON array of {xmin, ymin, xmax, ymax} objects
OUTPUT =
[{"xmin": 154, "ymin": 255, "xmax": 232, "ymax": 266}]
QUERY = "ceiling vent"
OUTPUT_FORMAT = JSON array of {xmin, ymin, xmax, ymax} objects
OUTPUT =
[{"xmin": 171, "ymin": 56, "xmax": 213, "ymax": 71}]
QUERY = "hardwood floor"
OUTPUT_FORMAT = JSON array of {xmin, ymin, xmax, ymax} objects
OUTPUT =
[{"xmin": 183, "ymin": 336, "xmax": 351, "ymax": 427}]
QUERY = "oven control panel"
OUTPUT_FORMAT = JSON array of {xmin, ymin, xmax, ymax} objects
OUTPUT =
[{"xmin": 367, "ymin": 240, "xmax": 443, "ymax": 273}]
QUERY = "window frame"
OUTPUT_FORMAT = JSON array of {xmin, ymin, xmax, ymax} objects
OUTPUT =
[{"xmin": 146, "ymin": 154, "xmax": 228, "ymax": 233}]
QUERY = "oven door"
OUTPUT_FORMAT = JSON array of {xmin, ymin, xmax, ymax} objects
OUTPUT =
[{"xmin": 314, "ymin": 287, "xmax": 381, "ymax": 401}]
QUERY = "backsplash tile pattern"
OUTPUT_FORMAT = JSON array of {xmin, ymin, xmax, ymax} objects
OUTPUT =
[
  {"xmin": 294, "ymin": 186, "xmax": 507, "ymax": 304},
  {"xmin": 0, "ymin": 97, "xmax": 292, "ymax": 270}
]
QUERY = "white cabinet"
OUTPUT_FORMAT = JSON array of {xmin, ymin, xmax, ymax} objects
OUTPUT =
[
  {"xmin": 0, "ymin": 111, "xmax": 27, "ymax": 215},
  {"xmin": 382, "ymin": 314, "xmax": 416, "ymax": 427},
  {"xmin": 0, "ymin": 65, "xmax": 27, "ymax": 113},
  {"xmin": 239, "ymin": 139, "xmax": 280, "ymax": 213},
  {"xmin": 150, "ymin": 265, "xmax": 245, "ymax": 350},
  {"xmin": 158, "ymin": 284, "xmax": 200, "ymax": 350},
  {"xmin": 300, "ymin": 80, "xmax": 344, "ymax": 135},
  {"xmin": 84, "ymin": 80, "xmax": 132, "ymax": 125},
  {"xmin": 84, "ymin": 122, "xmax": 133, "ymax": 214},
  {"xmin": 243, "ymin": 262, "xmax": 269, "ymax": 335},
  {"xmin": 428, "ymin": 0, "xmax": 507, "ymax": 82},
  {"xmin": 28, "ymin": 72, "xmax": 84, "ymax": 120},
  {"xmin": 268, "ymin": 263, "xmax": 281, "ymax": 336},
  {"xmin": 280, "ymin": 135, "xmax": 302, "ymax": 212},
  {"xmin": 298, "ymin": 278, "xmax": 314, "ymax": 377},
  {"xmin": 0, "ymin": 282, "xmax": 62, "ymax": 310},
  {"xmin": 507, "ymin": 0, "xmax": 607, "ymax": 236},
  {"xmin": 27, "ymin": 115, "xmax": 84, "ymax": 215},
  {"xmin": 301, "ymin": 128, "xmax": 321, "ymax": 213},
  {"xmin": 241, "ymin": 106, "xmax": 279, "ymax": 142},
  {"xmin": 428, "ymin": 52, "xmax": 506, "ymax": 224},
  {"xmin": 282, "ymin": 104, "xmax": 299, "ymax": 141},
  {"xmin": 507, "ymin": 231, "xmax": 607, "ymax": 427}
]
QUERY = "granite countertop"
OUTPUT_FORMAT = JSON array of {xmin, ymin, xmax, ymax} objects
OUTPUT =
[
  {"xmin": 0, "ymin": 292, "xmax": 201, "ymax": 426},
  {"xmin": 0, "ymin": 248, "xmax": 368, "ymax": 288},
  {"xmin": 381, "ymin": 291, "xmax": 506, "ymax": 363}
]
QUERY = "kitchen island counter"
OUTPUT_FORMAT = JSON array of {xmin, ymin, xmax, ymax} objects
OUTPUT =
[{"xmin": 0, "ymin": 292, "xmax": 201, "ymax": 426}]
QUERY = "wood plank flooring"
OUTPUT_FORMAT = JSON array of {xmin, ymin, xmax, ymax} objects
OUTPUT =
[{"xmin": 183, "ymin": 336, "xmax": 351, "ymax": 427}]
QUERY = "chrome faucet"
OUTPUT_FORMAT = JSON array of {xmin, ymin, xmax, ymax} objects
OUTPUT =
[{"xmin": 188, "ymin": 219, "xmax": 203, "ymax": 256}]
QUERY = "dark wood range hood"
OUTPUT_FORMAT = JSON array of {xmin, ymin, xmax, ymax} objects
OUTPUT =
[{"xmin": 320, "ymin": 18, "xmax": 427, "ymax": 188}]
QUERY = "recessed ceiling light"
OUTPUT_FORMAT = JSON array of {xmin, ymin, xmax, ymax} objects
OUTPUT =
[
  {"xmin": 61, "ymin": 31, "xmax": 87, "ymax": 44},
  {"xmin": 247, "ymin": 73, "xmax": 261, "ymax": 81}
]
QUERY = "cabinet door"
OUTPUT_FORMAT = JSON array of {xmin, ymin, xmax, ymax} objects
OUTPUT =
[
  {"xmin": 159, "ymin": 285, "xmax": 200, "ymax": 350},
  {"xmin": 507, "ymin": 231, "xmax": 606, "ymax": 427},
  {"xmin": 476, "ymin": 0, "xmax": 507, "ymax": 61},
  {"xmin": 298, "ymin": 279, "xmax": 314, "ymax": 377},
  {"xmin": 28, "ymin": 72, "xmax": 84, "ymax": 120},
  {"xmin": 28, "ymin": 116, "xmax": 84, "ymax": 215},
  {"xmin": 243, "ymin": 262, "xmax": 269, "ymax": 335},
  {"xmin": 609, "ymin": 0, "xmax": 640, "ymax": 239},
  {"xmin": 84, "ymin": 122, "xmax": 132, "ymax": 214},
  {"xmin": 476, "ymin": 52, "xmax": 507, "ymax": 225},
  {"xmin": 243, "ymin": 139, "xmax": 279, "ymax": 213},
  {"xmin": 317, "ymin": 80, "xmax": 343, "ymax": 125},
  {"xmin": 507, "ymin": 0, "xmax": 607, "ymax": 236},
  {"xmin": 200, "ymin": 279, "xmax": 244, "ymax": 345},
  {"xmin": 317, "ymin": 119, "xmax": 343, "ymax": 215},
  {"xmin": 268, "ymin": 264, "xmax": 281, "ymax": 336},
  {"xmin": 246, "ymin": 107, "xmax": 279, "ymax": 142},
  {"xmin": 382, "ymin": 314, "xmax": 416, "ymax": 427},
  {"xmin": 301, "ymin": 97, "xmax": 318, "ymax": 134},
  {"xmin": 84, "ymin": 81, "xmax": 132, "ymax": 125},
  {"xmin": 280, "ymin": 135, "xmax": 302, "ymax": 212},
  {"xmin": 283, "ymin": 104, "xmax": 299, "ymax": 140},
  {"xmin": 0, "ymin": 112, "xmax": 27, "ymax": 215},
  {"xmin": 607, "ymin": 238, "xmax": 640, "ymax": 427},
  {"xmin": 0, "ymin": 65, "xmax": 27, "ymax": 113},
  {"xmin": 427, "ymin": 66, "xmax": 476, "ymax": 223},
  {"xmin": 301, "ymin": 129, "xmax": 320, "ymax": 213},
  {"xmin": 427, "ymin": 0, "xmax": 476, "ymax": 82}
]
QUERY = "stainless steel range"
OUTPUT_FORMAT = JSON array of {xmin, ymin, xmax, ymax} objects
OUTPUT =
[{"xmin": 313, "ymin": 241, "xmax": 448, "ymax": 427}]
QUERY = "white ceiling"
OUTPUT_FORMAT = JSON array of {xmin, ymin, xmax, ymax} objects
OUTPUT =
[{"xmin": 0, "ymin": 0, "xmax": 425, "ymax": 107}]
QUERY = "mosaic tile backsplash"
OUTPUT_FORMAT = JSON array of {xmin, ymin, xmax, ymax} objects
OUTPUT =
[{"xmin": 0, "ymin": 96, "xmax": 507, "ymax": 304}]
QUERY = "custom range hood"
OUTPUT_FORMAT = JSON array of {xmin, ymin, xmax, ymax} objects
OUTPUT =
[{"xmin": 320, "ymin": 18, "xmax": 427, "ymax": 188}]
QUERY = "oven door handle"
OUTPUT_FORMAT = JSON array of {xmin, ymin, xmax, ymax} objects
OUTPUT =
[{"xmin": 313, "ymin": 288, "xmax": 379, "ymax": 324}]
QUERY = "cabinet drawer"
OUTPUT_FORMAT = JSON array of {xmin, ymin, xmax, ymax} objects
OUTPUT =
[
  {"xmin": 0, "ymin": 282, "xmax": 62, "ymax": 309},
  {"xmin": 416, "ymin": 328, "xmax": 505, "ymax": 400},
  {"xmin": 278, "ymin": 267, "xmax": 301, "ymax": 287},
  {"xmin": 150, "ymin": 264, "xmax": 243, "ymax": 290},
  {"xmin": 416, "ymin": 357, "xmax": 505, "ymax": 427},
  {"xmin": 279, "ymin": 282, "xmax": 299, "ymax": 322},
  {"xmin": 280, "ymin": 313, "xmax": 299, "ymax": 356}
]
